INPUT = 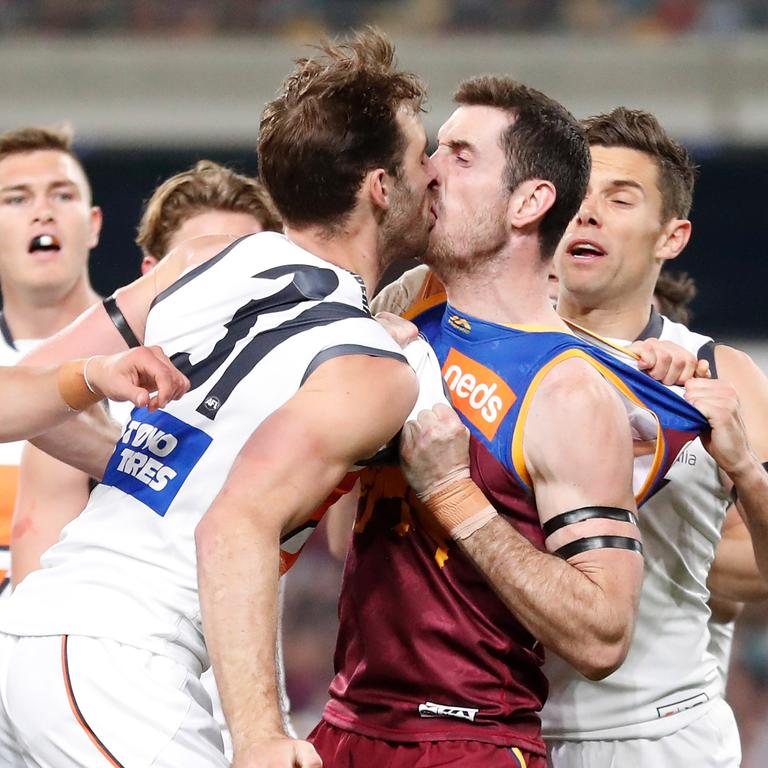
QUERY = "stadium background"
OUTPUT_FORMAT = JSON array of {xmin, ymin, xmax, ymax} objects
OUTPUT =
[{"xmin": 2, "ymin": 1, "xmax": 768, "ymax": 763}]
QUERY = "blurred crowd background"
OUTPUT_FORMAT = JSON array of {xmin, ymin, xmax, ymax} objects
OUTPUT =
[
  {"xmin": 2, "ymin": 1, "xmax": 768, "ymax": 764},
  {"xmin": 2, "ymin": 0, "xmax": 768, "ymax": 36}
]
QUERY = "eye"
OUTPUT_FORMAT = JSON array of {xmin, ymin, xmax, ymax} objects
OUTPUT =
[
  {"xmin": 1, "ymin": 194, "xmax": 26, "ymax": 206},
  {"xmin": 611, "ymin": 197, "xmax": 633, "ymax": 207},
  {"xmin": 54, "ymin": 190, "xmax": 75, "ymax": 202}
]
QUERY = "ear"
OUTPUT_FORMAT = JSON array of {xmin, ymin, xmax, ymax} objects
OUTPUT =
[
  {"xmin": 365, "ymin": 168, "xmax": 390, "ymax": 213},
  {"xmin": 508, "ymin": 180, "xmax": 556, "ymax": 230},
  {"xmin": 140, "ymin": 255, "xmax": 159, "ymax": 276},
  {"xmin": 655, "ymin": 218, "xmax": 691, "ymax": 264},
  {"xmin": 88, "ymin": 206, "xmax": 103, "ymax": 249}
]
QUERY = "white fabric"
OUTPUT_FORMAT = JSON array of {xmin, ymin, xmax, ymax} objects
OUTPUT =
[
  {"xmin": 0, "ymin": 632, "xmax": 226, "ymax": 768},
  {"xmin": 547, "ymin": 697, "xmax": 740, "ymax": 768},
  {"xmin": 543, "ymin": 316, "xmax": 733, "ymax": 741},
  {"xmin": 708, "ymin": 617, "xmax": 737, "ymax": 691}
]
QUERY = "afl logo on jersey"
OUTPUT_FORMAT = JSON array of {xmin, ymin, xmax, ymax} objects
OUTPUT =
[
  {"xmin": 447, "ymin": 314, "xmax": 471, "ymax": 333},
  {"xmin": 442, "ymin": 348, "xmax": 516, "ymax": 440},
  {"xmin": 102, "ymin": 407, "xmax": 212, "ymax": 516}
]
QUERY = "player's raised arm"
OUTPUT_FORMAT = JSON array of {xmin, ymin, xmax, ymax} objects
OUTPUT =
[
  {"xmin": 687, "ymin": 345, "xmax": 768, "ymax": 585},
  {"xmin": 196, "ymin": 354, "xmax": 417, "ymax": 768},
  {"xmin": 402, "ymin": 358, "xmax": 642, "ymax": 681}
]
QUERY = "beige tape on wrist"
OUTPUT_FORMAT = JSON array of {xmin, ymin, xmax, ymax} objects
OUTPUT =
[
  {"xmin": 420, "ymin": 477, "xmax": 498, "ymax": 539},
  {"xmin": 57, "ymin": 359, "xmax": 103, "ymax": 411}
]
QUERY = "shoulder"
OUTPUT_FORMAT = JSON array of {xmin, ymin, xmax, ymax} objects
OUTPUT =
[{"xmin": 371, "ymin": 265, "xmax": 431, "ymax": 316}]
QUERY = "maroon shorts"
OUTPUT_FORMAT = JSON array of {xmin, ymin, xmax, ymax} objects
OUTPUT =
[{"xmin": 309, "ymin": 720, "xmax": 546, "ymax": 768}]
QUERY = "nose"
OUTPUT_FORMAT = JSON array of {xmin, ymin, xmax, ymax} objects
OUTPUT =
[
  {"xmin": 575, "ymin": 197, "xmax": 600, "ymax": 227},
  {"xmin": 32, "ymin": 195, "xmax": 55, "ymax": 224}
]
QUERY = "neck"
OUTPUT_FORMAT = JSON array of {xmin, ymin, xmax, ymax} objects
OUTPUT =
[
  {"xmin": 442, "ymin": 239, "xmax": 566, "ymax": 330},
  {"xmin": 284, "ymin": 223, "xmax": 382, "ymax": 297},
  {"xmin": 557, "ymin": 290, "xmax": 654, "ymax": 342},
  {"xmin": 1, "ymin": 276, "xmax": 100, "ymax": 341}
]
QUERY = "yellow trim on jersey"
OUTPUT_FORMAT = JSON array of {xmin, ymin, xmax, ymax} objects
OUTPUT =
[
  {"xmin": 510, "ymin": 747, "xmax": 528, "ymax": 767},
  {"xmin": 511, "ymin": 348, "xmax": 665, "ymax": 502},
  {"xmin": 402, "ymin": 291, "xmax": 447, "ymax": 321},
  {"xmin": 503, "ymin": 323, "xmax": 569, "ymax": 333},
  {"xmin": 564, "ymin": 319, "xmax": 642, "ymax": 361}
]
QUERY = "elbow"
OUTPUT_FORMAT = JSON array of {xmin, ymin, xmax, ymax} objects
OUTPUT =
[{"xmin": 570, "ymin": 626, "xmax": 633, "ymax": 681}]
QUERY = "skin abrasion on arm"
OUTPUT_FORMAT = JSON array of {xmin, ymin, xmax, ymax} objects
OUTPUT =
[{"xmin": 196, "ymin": 354, "xmax": 416, "ymax": 766}]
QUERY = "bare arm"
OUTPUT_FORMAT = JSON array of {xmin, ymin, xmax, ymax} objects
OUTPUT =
[
  {"xmin": 196, "ymin": 354, "xmax": 417, "ymax": 768},
  {"xmin": 401, "ymin": 359, "xmax": 642, "ymax": 680},
  {"xmin": 325, "ymin": 479, "xmax": 360, "ymax": 561},
  {"xmin": 11, "ymin": 443, "xmax": 92, "ymax": 585},
  {"xmin": 708, "ymin": 506, "xmax": 768, "ymax": 602},
  {"xmin": 686, "ymin": 344, "xmax": 768, "ymax": 585}
]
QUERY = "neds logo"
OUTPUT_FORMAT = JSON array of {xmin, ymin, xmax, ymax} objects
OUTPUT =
[{"xmin": 442, "ymin": 348, "xmax": 515, "ymax": 440}]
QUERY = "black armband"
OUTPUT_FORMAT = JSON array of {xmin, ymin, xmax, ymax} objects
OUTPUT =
[
  {"xmin": 103, "ymin": 295, "xmax": 140, "ymax": 348},
  {"xmin": 730, "ymin": 460, "xmax": 768, "ymax": 505},
  {"xmin": 542, "ymin": 506, "xmax": 638, "ymax": 537},
  {"xmin": 554, "ymin": 535, "xmax": 643, "ymax": 560}
]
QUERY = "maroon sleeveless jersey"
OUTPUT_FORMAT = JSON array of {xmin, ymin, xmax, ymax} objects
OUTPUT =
[{"xmin": 322, "ymin": 440, "xmax": 548, "ymax": 755}]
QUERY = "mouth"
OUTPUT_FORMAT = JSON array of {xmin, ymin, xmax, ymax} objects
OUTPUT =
[
  {"xmin": 28, "ymin": 234, "xmax": 62, "ymax": 254},
  {"xmin": 428, "ymin": 203, "xmax": 438, "ymax": 229},
  {"xmin": 567, "ymin": 239, "xmax": 606, "ymax": 261}
]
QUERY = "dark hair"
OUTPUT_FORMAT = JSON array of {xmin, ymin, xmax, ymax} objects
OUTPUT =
[
  {"xmin": 0, "ymin": 124, "xmax": 92, "ymax": 200},
  {"xmin": 654, "ymin": 269, "xmax": 697, "ymax": 325},
  {"xmin": 258, "ymin": 28, "xmax": 427, "ymax": 230},
  {"xmin": 136, "ymin": 160, "xmax": 281, "ymax": 260},
  {"xmin": 583, "ymin": 107, "xmax": 697, "ymax": 220},
  {"xmin": 453, "ymin": 76, "xmax": 590, "ymax": 260}
]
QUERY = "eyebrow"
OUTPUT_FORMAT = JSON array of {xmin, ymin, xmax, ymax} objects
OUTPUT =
[
  {"xmin": 444, "ymin": 139, "xmax": 475, "ymax": 153},
  {"xmin": 0, "ymin": 180, "xmax": 79, "ymax": 194},
  {"xmin": 607, "ymin": 179, "xmax": 644, "ymax": 194}
]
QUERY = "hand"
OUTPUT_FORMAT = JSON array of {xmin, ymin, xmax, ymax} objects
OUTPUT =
[
  {"xmin": 630, "ymin": 338, "xmax": 709, "ymax": 385},
  {"xmin": 374, "ymin": 311, "xmax": 419, "ymax": 348},
  {"xmin": 233, "ymin": 737, "xmax": 322, "ymax": 768},
  {"xmin": 86, "ymin": 346, "xmax": 189, "ymax": 411},
  {"xmin": 400, "ymin": 403, "xmax": 470, "ymax": 497},
  {"xmin": 684, "ymin": 377, "xmax": 756, "ymax": 478}
]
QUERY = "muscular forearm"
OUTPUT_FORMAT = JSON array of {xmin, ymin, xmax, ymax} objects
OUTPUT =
[
  {"xmin": 197, "ymin": 508, "xmax": 286, "ymax": 754},
  {"xmin": 457, "ymin": 514, "xmax": 642, "ymax": 680},
  {"xmin": 730, "ymin": 460, "xmax": 768, "ymax": 583},
  {"xmin": 708, "ymin": 519, "xmax": 768, "ymax": 602},
  {"xmin": 31, "ymin": 405, "xmax": 120, "ymax": 480}
]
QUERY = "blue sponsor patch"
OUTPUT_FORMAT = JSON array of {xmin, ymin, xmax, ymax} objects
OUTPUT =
[{"xmin": 102, "ymin": 407, "xmax": 212, "ymax": 516}]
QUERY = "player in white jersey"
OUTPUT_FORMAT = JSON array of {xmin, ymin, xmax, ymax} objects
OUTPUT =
[
  {"xmin": 542, "ymin": 107, "xmax": 768, "ymax": 767},
  {"xmin": 0, "ymin": 29, "xmax": 434, "ymax": 768},
  {"xmin": 0, "ymin": 125, "xmax": 106, "ymax": 594}
]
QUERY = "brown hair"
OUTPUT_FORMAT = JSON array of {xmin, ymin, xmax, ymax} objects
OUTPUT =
[
  {"xmin": 583, "ymin": 108, "xmax": 697, "ymax": 220},
  {"xmin": 454, "ymin": 77, "xmax": 591, "ymax": 260},
  {"xmin": 653, "ymin": 269, "xmax": 697, "ymax": 325},
  {"xmin": 0, "ymin": 125, "xmax": 92, "ymax": 199},
  {"xmin": 135, "ymin": 160, "xmax": 281, "ymax": 260},
  {"xmin": 258, "ymin": 28, "xmax": 427, "ymax": 230}
]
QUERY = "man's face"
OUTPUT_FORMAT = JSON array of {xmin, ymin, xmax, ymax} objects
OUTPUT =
[
  {"xmin": 426, "ymin": 105, "xmax": 512, "ymax": 278},
  {"xmin": 376, "ymin": 109, "xmax": 438, "ymax": 271},
  {"xmin": 0, "ymin": 150, "xmax": 101, "ymax": 297},
  {"xmin": 555, "ymin": 145, "xmax": 668, "ymax": 307}
]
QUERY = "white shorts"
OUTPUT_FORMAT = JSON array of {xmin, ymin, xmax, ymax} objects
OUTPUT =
[
  {"xmin": 547, "ymin": 698, "xmax": 741, "ymax": 768},
  {"xmin": 0, "ymin": 633, "xmax": 227, "ymax": 768}
]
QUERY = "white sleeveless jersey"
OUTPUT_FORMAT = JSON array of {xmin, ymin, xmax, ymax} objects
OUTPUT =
[
  {"xmin": 708, "ymin": 617, "xmax": 736, "ymax": 689},
  {"xmin": 542, "ymin": 313, "xmax": 731, "ymax": 740},
  {"xmin": 0, "ymin": 232, "xmax": 406, "ymax": 668}
]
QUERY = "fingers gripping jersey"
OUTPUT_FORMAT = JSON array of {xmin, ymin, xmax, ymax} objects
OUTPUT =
[
  {"xmin": 324, "ymin": 301, "xmax": 708, "ymax": 753},
  {"xmin": 0, "ymin": 232, "xmax": 405, "ymax": 668}
]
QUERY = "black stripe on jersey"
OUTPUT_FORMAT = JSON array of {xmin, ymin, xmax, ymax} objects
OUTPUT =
[
  {"xmin": 301, "ymin": 344, "xmax": 407, "ymax": 386},
  {"xmin": 635, "ymin": 307, "xmax": 664, "ymax": 341},
  {"xmin": 194, "ymin": 301, "xmax": 371, "ymax": 420},
  {"xmin": 697, "ymin": 340, "xmax": 719, "ymax": 379},
  {"xmin": 102, "ymin": 296, "xmax": 141, "ymax": 348},
  {"xmin": 542, "ymin": 506, "xmax": 638, "ymax": 537},
  {"xmin": 554, "ymin": 535, "xmax": 643, "ymax": 560},
  {"xmin": 149, "ymin": 234, "xmax": 251, "ymax": 310},
  {"xmin": 0, "ymin": 311, "xmax": 16, "ymax": 350}
]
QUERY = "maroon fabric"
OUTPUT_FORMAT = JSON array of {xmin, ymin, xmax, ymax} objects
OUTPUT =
[
  {"xmin": 310, "ymin": 720, "xmax": 546, "ymax": 767},
  {"xmin": 322, "ymin": 437, "xmax": 547, "ymax": 756}
]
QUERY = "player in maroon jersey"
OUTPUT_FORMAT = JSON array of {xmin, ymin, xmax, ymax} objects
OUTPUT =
[{"xmin": 307, "ymin": 77, "xmax": 686, "ymax": 767}]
